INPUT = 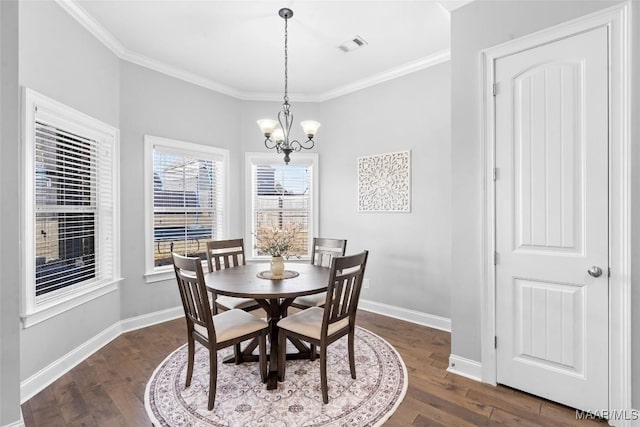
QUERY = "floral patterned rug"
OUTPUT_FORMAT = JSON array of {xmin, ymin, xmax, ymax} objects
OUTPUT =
[{"xmin": 144, "ymin": 327, "xmax": 407, "ymax": 426}]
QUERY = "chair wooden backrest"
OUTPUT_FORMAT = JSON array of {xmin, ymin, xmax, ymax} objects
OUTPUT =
[
  {"xmin": 206, "ymin": 239, "xmax": 246, "ymax": 273},
  {"xmin": 321, "ymin": 251, "xmax": 368, "ymax": 337},
  {"xmin": 172, "ymin": 253, "xmax": 216, "ymax": 343},
  {"xmin": 311, "ymin": 238, "xmax": 347, "ymax": 267}
]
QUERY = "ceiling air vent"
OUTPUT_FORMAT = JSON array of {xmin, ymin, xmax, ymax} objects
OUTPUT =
[{"xmin": 338, "ymin": 35, "xmax": 368, "ymax": 53}]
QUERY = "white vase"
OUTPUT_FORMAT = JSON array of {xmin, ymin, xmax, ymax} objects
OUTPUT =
[{"xmin": 270, "ymin": 256, "xmax": 285, "ymax": 278}]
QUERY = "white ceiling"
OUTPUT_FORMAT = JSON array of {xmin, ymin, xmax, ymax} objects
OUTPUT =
[{"xmin": 62, "ymin": 0, "xmax": 471, "ymax": 101}]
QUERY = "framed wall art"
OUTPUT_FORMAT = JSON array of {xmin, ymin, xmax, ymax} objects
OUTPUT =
[{"xmin": 357, "ymin": 150, "xmax": 410, "ymax": 212}]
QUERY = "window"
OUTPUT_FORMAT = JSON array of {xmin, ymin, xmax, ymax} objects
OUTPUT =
[
  {"xmin": 144, "ymin": 136, "xmax": 228, "ymax": 281},
  {"xmin": 22, "ymin": 89, "xmax": 120, "ymax": 327},
  {"xmin": 245, "ymin": 153, "xmax": 318, "ymax": 260}
]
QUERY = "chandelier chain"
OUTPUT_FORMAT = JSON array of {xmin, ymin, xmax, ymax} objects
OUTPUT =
[
  {"xmin": 283, "ymin": 14, "xmax": 289, "ymax": 104},
  {"xmin": 258, "ymin": 8, "xmax": 318, "ymax": 165}
]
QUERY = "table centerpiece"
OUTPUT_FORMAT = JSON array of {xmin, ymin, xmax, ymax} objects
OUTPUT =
[{"xmin": 255, "ymin": 226, "xmax": 300, "ymax": 278}]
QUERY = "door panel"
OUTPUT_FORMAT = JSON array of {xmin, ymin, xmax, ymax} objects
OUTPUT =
[
  {"xmin": 513, "ymin": 61, "xmax": 583, "ymax": 253},
  {"xmin": 495, "ymin": 26, "xmax": 608, "ymax": 412},
  {"xmin": 514, "ymin": 278, "xmax": 583, "ymax": 373}
]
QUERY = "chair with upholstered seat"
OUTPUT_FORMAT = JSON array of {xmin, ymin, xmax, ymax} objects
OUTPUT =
[
  {"xmin": 277, "ymin": 250, "xmax": 368, "ymax": 404},
  {"xmin": 290, "ymin": 238, "xmax": 347, "ymax": 310},
  {"xmin": 205, "ymin": 239, "xmax": 260, "ymax": 314},
  {"xmin": 172, "ymin": 253, "xmax": 268, "ymax": 410}
]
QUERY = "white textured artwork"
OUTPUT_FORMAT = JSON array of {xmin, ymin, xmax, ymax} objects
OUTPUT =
[{"xmin": 358, "ymin": 150, "xmax": 410, "ymax": 212}]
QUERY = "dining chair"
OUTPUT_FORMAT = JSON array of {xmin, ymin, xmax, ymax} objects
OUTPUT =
[
  {"xmin": 172, "ymin": 253, "xmax": 268, "ymax": 410},
  {"xmin": 205, "ymin": 239, "xmax": 260, "ymax": 314},
  {"xmin": 277, "ymin": 250, "xmax": 369, "ymax": 404},
  {"xmin": 290, "ymin": 237, "xmax": 347, "ymax": 310}
]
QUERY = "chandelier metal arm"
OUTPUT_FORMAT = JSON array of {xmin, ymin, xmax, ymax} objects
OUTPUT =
[
  {"xmin": 264, "ymin": 137, "xmax": 280, "ymax": 151},
  {"xmin": 289, "ymin": 139, "xmax": 314, "ymax": 152}
]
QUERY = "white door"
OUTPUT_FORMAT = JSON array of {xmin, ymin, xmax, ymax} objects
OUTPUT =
[{"xmin": 495, "ymin": 26, "xmax": 608, "ymax": 412}]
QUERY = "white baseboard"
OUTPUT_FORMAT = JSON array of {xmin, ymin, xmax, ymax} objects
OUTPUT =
[
  {"xmin": 358, "ymin": 299, "xmax": 451, "ymax": 332},
  {"xmin": 20, "ymin": 322, "xmax": 121, "ymax": 402},
  {"xmin": 120, "ymin": 306, "xmax": 183, "ymax": 333},
  {"xmin": 447, "ymin": 354, "xmax": 482, "ymax": 382},
  {"xmin": 20, "ymin": 305, "xmax": 183, "ymax": 403}
]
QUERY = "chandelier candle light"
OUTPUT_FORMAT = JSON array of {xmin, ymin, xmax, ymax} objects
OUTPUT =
[{"xmin": 257, "ymin": 8, "xmax": 320, "ymax": 165}]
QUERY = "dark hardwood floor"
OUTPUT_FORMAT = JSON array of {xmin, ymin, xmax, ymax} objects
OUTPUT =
[{"xmin": 21, "ymin": 310, "xmax": 606, "ymax": 426}]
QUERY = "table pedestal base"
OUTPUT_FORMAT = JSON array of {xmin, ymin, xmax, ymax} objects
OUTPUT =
[{"xmin": 221, "ymin": 298, "xmax": 316, "ymax": 390}]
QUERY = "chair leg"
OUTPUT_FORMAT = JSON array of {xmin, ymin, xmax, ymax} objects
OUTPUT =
[
  {"xmin": 210, "ymin": 292, "xmax": 218, "ymax": 315},
  {"xmin": 320, "ymin": 345, "xmax": 328, "ymax": 404},
  {"xmin": 234, "ymin": 343, "xmax": 241, "ymax": 364},
  {"xmin": 208, "ymin": 348, "xmax": 218, "ymax": 410},
  {"xmin": 186, "ymin": 335, "xmax": 195, "ymax": 387},
  {"xmin": 259, "ymin": 333, "xmax": 267, "ymax": 383},
  {"xmin": 310, "ymin": 343, "xmax": 316, "ymax": 361},
  {"xmin": 278, "ymin": 328, "xmax": 287, "ymax": 382},
  {"xmin": 348, "ymin": 327, "xmax": 356, "ymax": 379}
]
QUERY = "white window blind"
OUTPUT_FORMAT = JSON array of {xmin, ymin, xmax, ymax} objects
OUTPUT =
[
  {"xmin": 151, "ymin": 144, "xmax": 225, "ymax": 269},
  {"xmin": 24, "ymin": 88, "xmax": 119, "ymax": 315},
  {"xmin": 249, "ymin": 158, "xmax": 314, "ymax": 258}
]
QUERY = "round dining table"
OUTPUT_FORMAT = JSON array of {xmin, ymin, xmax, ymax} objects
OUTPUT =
[{"xmin": 204, "ymin": 262, "xmax": 330, "ymax": 389}]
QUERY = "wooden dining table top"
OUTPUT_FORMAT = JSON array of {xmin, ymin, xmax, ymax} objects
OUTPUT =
[{"xmin": 204, "ymin": 262, "xmax": 330, "ymax": 300}]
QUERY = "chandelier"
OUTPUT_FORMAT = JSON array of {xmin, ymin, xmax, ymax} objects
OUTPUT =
[{"xmin": 257, "ymin": 8, "xmax": 320, "ymax": 165}]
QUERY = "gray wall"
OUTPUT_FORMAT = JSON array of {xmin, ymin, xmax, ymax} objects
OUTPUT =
[
  {"xmin": 450, "ymin": 0, "xmax": 638, "ymax": 408},
  {"xmin": 18, "ymin": 0, "xmax": 122, "ymax": 381},
  {"xmin": 317, "ymin": 63, "xmax": 452, "ymax": 317},
  {"xmin": 119, "ymin": 61, "xmax": 242, "ymax": 319},
  {"xmin": 0, "ymin": 1, "xmax": 21, "ymax": 424},
  {"xmin": 19, "ymin": 1, "xmax": 119, "ymax": 127}
]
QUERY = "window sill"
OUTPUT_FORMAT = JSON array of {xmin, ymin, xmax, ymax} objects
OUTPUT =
[
  {"xmin": 144, "ymin": 260, "xmax": 207, "ymax": 283},
  {"xmin": 144, "ymin": 269, "xmax": 175, "ymax": 284},
  {"xmin": 21, "ymin": 278, "xmax": 122, "ymax": 329}
]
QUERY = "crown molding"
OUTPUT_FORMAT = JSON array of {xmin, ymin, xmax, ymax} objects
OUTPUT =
[
  {"xmin": 55, "ymin": 0, "xmax": 243, "ymax": 99},
  {"xmin": 238, "ymin": 49, "xmax": 451, "ymax": 102},
  {"xmin": 119, "ymin": 50, "xmax": 244, "ymax": 99},
  {"xmin": 315, "ymin": 49, "xmax": 451, "ymax": 102},
  {"xmin": 56, "ymin": 0, "xmax": 451, "ymax": 103},
  {"xmin": 54, "ymin": 0, "xmax": 126, "ymax": 56},
  {"xmin": 123, "ymin": 49, "xmax": 451, "ymax": 103}
]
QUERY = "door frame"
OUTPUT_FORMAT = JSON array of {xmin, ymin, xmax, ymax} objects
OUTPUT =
[{"xmin": 480, "ymin": 1, "xmax": 632, "ymax": 421}]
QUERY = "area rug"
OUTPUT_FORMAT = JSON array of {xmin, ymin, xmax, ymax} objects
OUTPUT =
[{"xmin": 145, "ymin": 327, "xmax": 407, "ymax": 426}]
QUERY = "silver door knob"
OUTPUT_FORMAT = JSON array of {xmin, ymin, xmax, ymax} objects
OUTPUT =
[{"xmin": 588, "ymin": 266, "xmax": 603, "ymax": 277}]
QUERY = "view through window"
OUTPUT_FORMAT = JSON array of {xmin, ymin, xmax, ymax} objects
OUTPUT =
[
  {"xmin": 250, "ymin": 159, "xmax": 314, "ymax": 259},
  {"xmin": 35, "ymin": 122, "xmax": 98, "ymax": 296},
  {"xmin": 151, "ymin": 142, "xmax": 226, "ymax": 268}
]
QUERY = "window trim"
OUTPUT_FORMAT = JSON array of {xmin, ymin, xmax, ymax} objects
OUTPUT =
[
  {"xmin": 143, "ymin": 135, "xmax": 230, "ymax": 283},
  {"xmin": 244, "ymin": 152, "xmax": 319, "ymax": 261},
  {"xmin": 21, "ymin": 88, "xmax": 121, "ymax": 328}
]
